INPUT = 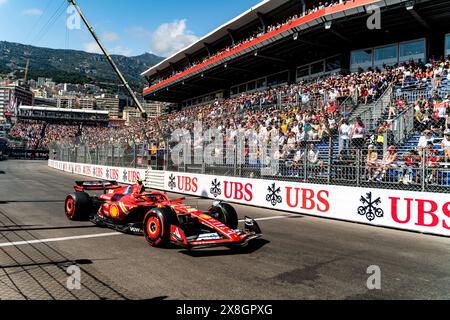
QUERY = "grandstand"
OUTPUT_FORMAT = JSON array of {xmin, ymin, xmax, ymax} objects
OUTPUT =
[
  {"xmin": 142, "ymin": 0, "xmax": 450, "ymax": 104},
  {"xmin": 12, "ymin": 0, "xmax": 450, "ymax": 192}
]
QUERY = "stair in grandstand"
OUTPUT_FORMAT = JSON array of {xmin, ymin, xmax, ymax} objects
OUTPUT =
[{"xmin": 349, "ymin": 84, "xmax": 393, "ymax": 132}]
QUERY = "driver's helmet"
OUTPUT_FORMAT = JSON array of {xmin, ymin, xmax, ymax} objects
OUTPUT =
[{"xmin": 131, "ymin": 180, "xmax": 145, "ymax": 195}]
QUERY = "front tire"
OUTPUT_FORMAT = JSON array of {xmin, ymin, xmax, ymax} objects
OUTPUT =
[
  {"xmin": 208, "ymin": 202, "xmax": 238, "ymax": 230},
  {"xmin": 143, "ymin": 207, "xmax": 178, "ymax": 248},
  {"xmin": 65, "ymin": 192, "xmax": 92, "ymax": 221}
]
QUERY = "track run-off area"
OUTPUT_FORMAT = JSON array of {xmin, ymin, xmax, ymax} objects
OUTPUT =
[{"xmin": 0, "ymin": 160, "xmax": 449, "ymax": 300}]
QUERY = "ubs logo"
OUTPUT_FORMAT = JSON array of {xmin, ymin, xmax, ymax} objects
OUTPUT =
[{"xmin": 358, "ymin": 192, "xmax": 384, "ymax": 222}]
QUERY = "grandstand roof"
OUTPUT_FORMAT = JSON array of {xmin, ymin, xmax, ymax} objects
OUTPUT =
[
  {"xmin": 142, "ymin": 0, "xmax": 450, "ymax": 103},
  {"xmin": 141, "ymin": 0, "xmax": 288, "ymax": 78}
]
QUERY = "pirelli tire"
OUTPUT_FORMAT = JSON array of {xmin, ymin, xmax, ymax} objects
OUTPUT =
[
  {"xmin": 143, "ymin": 207, "xmax": 178, "ymax": 248},
  {"xmin": 65, "ymin": 192, "xmax": 92, "ymax": 221},
  {"xmin": 208, "ymin": 202, "xmax": 238, "ymax": 230}
]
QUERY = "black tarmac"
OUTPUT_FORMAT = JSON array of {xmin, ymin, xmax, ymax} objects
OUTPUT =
[{"xmin": 0, "ymin": 160, "xmax": 449, "ymax": 300}]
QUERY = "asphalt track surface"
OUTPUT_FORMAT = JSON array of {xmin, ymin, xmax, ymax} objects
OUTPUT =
[{"xmin": 0, "ymin": 160, "xmax": 449, "ymax": 300}]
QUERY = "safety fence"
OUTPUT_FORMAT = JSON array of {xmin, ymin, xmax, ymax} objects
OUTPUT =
[
  {"xmin": 50, "ymin": 138, "xmax": 450, "ymax": 194},
  {"xmin": 49, "ymin": 141, "xmax": 151, "ymax": 169}
]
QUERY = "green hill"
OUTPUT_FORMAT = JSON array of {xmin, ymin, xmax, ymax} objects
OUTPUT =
[{"xmin": 0, "ymin": 41, "xmax": 164, "ymax": 91}]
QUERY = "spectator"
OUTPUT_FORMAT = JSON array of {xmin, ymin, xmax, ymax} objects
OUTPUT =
[
  {"xmin": 351, "ymin": 117, "xmax": 366, "ymax": 150},
  {"xmin": 376, "ymin": 121, "xmax": 390, "ymax": 149},
  {"xmin": 372, "ymin": 146, "xmax": 398, "ymax": 182},
  {"xmin": 366, "ymin": 145, "xmax": 379, "ymax": 182},
  {"xmin": 417, "ymin": 129, "xmax": 434, "ymax": 151},
  {"xmin": 414, "ymin": 106, "xmax": 429, "ymax": 132},
  {"xmin": 441, "ymin": 130, "xmax": 450, "ymax": 167},
  {"xmin": 434, "ymin": 99, "xmax": 448, "ymax": 130},
  {"xmin": 338, "ymin": 119, "xmax": 351, "ymax": 153},
  {"xmin": 306, "ymin": 143, "xmax": 323, "ymax": 174},
  {"xmin": 399, "ymin": 149, "xmax": 420, "ymax": 185},
  {"xmin": 424, "ymin": 141, "xmax": 441, "ymax": 183},
  {"xmin": 445, "ymin": 108, "xmax": 450, "ymax": 131}
]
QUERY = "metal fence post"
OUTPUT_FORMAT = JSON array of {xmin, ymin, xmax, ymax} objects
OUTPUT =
[
  {"xmin": 134, "ymin": 143, "xmax": 137, "ymax": 169},
  {"xmin": 303, "ymin": 146, "xmax": 307, "ymax": 182},
  {"xmin": 421, "ymin": 149, "xmax": 426, "ymax": 192},
  {"xmin": 165, "ymin": 139, "xmax": 170, "ymax": 171},
  {"xmin": 201, "ymin": 140, "xmax": 205, "ymax": 174},
  {"xmin": 233, "ymin": 145, "xmax": 237, "ymax": 177},
  {"xmin": 356, "ymin": 149, "xmax": 361, "ymax": 187},
  {"xmin": 327, "ymin": 136, "xmax": 332, "ymax": 184},
  {"xmin": 164, "ymin": 144, "xmax": 168, "ymax": 171}
]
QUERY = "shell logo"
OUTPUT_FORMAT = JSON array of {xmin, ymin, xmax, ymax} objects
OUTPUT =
[
  {"xmin": 110, "ymin": 205, "xmax": 120, "ymax": 218},
  {"xmin": 200, "ymin": 214, "xmax": 211, "ymax": 220}
]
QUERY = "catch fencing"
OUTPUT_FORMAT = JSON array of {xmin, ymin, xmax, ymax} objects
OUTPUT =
[{"xmin": 50, "ymin": 137, "xmax": 450, "ymax": 194}]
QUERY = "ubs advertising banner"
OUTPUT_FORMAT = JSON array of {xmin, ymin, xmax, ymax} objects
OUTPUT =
[
  {"xmin": 164, "ymin": 171, "xmax": 450, "ymax": 237},
  {"xmin": 48, "ymin": 160, "xmax": 450, "ymax": 237},
  {"xmin": 48, "ymin": 160, "xmax": 147, "ymax": 185}
]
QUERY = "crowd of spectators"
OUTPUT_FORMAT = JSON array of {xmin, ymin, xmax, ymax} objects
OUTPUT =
[
  {"xmin": 7, "ymin": 56, "xmax": 450, "ymax": 187},
  {"xmin": 8, "ymin": 121, "xmax": 44, "ymax": 149},
  {"xmin": 41, "ymin": 124, "xmax": 80, "ymax": 148}
]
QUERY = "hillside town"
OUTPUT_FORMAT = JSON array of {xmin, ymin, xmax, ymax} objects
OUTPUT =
[{"xmin": 0, "ymin": 75, "xmax": 166, "ymax": 124}]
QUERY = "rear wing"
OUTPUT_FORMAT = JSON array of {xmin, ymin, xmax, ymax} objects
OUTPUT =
[{"xmin": 74, "ymin": 181, "xmax": 120, "ymax": 192}]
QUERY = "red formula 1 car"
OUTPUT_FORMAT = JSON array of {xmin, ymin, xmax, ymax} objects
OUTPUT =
[{"xmin": 64, "ymin": 180, "xmax": 262, "ymax": 249}]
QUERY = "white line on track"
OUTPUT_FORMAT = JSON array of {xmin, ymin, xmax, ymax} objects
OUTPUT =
[
  {"xmin": 0, "ymin": 214, "xmax": 297, "ymax": 248},
  {"xmin": 0, "ymin": 232, "xmax": 122, "ymax": 248},
  {"xmin": 240, "ymin": 214, "xmax": 296, "ymax": 222}
]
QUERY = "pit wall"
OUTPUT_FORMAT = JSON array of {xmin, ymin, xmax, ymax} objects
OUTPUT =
[{"xmin": 48, "ymin": 159, "xmax": 450, "ymax": 237}]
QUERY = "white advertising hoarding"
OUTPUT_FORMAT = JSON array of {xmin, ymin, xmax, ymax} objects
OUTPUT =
[{"xmin": 49, "ymin": 160, "xmax": 450, "ymax": 237}]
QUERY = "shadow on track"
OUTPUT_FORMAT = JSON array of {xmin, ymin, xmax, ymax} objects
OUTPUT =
[
  {"xmin": 179, "ymin": 239, "xmax": 270, "ymax": 257},
  {"xmin": 0, "ymin": 200, "xmax": 64, "ymax": 204},
  {"xmin": 0, "ymin": 225, "xmax": 98, "ymax": 232},
  {"xmin": 1, "ymin": 258, "xmax": 94, "ymax": 269}
]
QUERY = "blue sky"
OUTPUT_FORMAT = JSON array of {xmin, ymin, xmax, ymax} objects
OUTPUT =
[{"xmin": 0, "ymin": 0, "xmax": 261, "ymax": 57}]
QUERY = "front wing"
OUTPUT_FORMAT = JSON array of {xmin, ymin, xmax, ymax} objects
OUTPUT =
[{"xmin": 170, "ymin": 217, "xmax": 262, "ymax": 249}]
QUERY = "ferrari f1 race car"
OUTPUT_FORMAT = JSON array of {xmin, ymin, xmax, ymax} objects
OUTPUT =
[{"xmin": 64, "ymin": 180, "xmax": 262, "ymax": 249}]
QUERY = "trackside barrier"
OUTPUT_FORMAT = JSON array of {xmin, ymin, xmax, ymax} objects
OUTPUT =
[
  {"xmin": 48, "ymin": 159, "xmax": 149, "ymax": 185},
  {"xmin": 48, "ymin": 160, "xmax": 450, "ymax": 237}
]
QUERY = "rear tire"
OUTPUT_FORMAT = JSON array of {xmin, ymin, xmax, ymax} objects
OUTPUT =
[
  {"xmin": 208, "ymin": 203, "xmax": 238, "ymax": 230},
  {"xmin": 143, "ymin": 207, "xmax": 178, "ymax": 248},
  {"xmin": 65, "ymin": 192, "xmax": 92, "ymax": 221}
]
